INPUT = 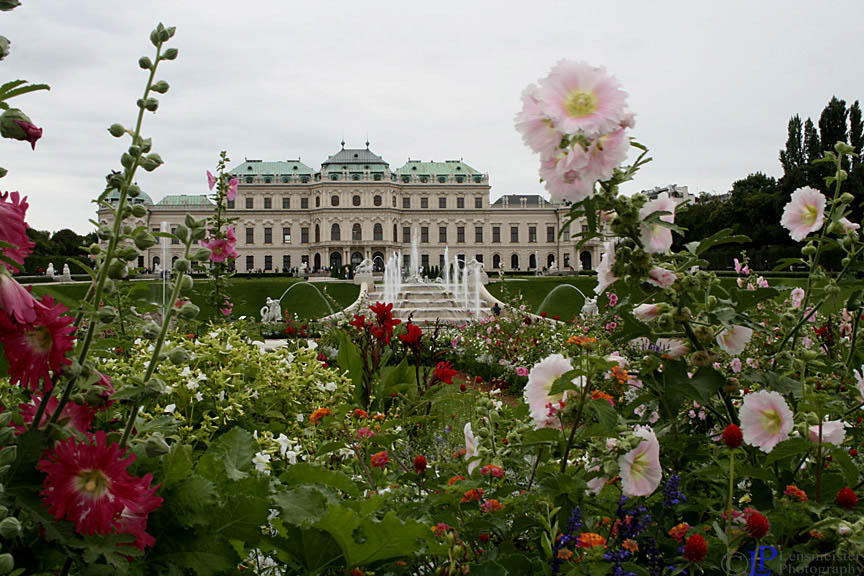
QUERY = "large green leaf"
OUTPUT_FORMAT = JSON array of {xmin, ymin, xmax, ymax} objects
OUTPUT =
[
  {"xmin": 162, "ymin": 444, "xmax": 194, "ymax": 488},
  {"xmin": 161, "ymin": 534, "xmax": 239, "ymax": 576},
  {"xmin": 213, "ymin": 490, "xmax": 271, "ymax": 542},
  {"xmin": 765, "ymin": 437, "xmax": 810, "ymax": 466},
  {"xmin": 273, "ymin": 486, "xmax": 330, "ymax": 527},
  {"xmin": 337, "ymin": 331, "xmax": 365, "ymax": 406},
  {"xmin": 282, "ymin": 463, "xmax": 360, "ymax": 497},
  {"xmin": 315, "ymin": 506, "xmax": 434, "ymax": 567},
  {"xmin": 168, "ymin": 474, "xmax": 219, "ymax": 528},
  {"xmin": 196, "ymin": 427, "xmax": 254, "ymax": 483},
  {"xmin": 689, "ymin": 367, "xmax": 725, "ymax": 402}
]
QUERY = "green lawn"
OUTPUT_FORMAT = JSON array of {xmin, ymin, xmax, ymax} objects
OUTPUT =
[{"xmin": 27, "ymin": 278, "xmax": 360, "ymax": 321}]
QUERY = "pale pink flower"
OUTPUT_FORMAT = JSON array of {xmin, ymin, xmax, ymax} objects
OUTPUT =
[
  {"xmin": 514, "ymin": 84, "xmax": 561, "ymax": 157},
  {"xmin": 226, "ymin": 177, "xmax": 239, "ymax": 202},
  {"xmin": 206, "ymin": 170, "xmax": 216, "ymax": 191},
  {"xmin": 633, "ymin": 303, "xmax": 660, "ymax": 322},
  {"xmin": 854, "ymin": 366, "xmax": 864, "ymax": 401},
  {"xmin": 790, "ymin": 287, "xmax": 805, "ymax": 308},
  {"xmin": 540, "ymin": 153, "xmax": 594, "ymax": 203},
  {"xmin": 523, "ymin": 354, "xmax": 576, "ymax": 429},
  {"xmin": 618, "ymin": 426, "xmax": 662, "ymax": 497},
  {"xmin": 739, "ymin": 390, "xmax": 794, "ymax": 453},
  {"xmin": 584, "ymin": 128, "xmax": 629, "ymax": 183},
  {"xmin": 838, "ymin": 217, "xmax": 860, "ymax": 233},
  {"xmin": 464, "ymin": 422, "xmax": 480, "ymax": 475},
  {"xmin": 646, "ymin": 266, "xmax": 676, "ymax": 288},
  {"xmin": 656, "ymin": 338, "xmax": 689, "ymax": 359},
  {"xmin": 594, "ymin": 241, "xmax": 617, "ymax": 295},
  {"xmin": 757, "ymin": 276, "xmax": 769, "ymax": 288},
  {"xmin": 639, "ymin": 192, "xmax": 677, "ymax": 254},
  {"xmin": 716, "ymin": 325, "xmax": 753, "ymax": 356},
  {"xmin": 586, "ymin": 463, "xmax": 607, "ymax": 495},
  {"xmin": 733, "ymin": 258, "xmax": 750, "ymax": 275},
  {"xmin": 808, "ymin": 420, "xmax": 846, "ymax": 446},
  {"xmin": 729, "ymin": 357, "xmax": 742, "ymax": 373},
  {"xmin": 537, "ymin": 60, "xmax": 629, "ymax": 137},
  {"xmin": 780, "ymin": 186, "xmax": 826, "ymax": 242}
]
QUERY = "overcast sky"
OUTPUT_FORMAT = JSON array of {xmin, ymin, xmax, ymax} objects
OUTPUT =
[{"xmin": 3, "ymin": 1, "xmax": 863, "ymax": 233}]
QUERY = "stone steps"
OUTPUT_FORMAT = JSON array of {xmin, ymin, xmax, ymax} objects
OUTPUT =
[{"xmin": 369, "ymin": 282, "xmax": 489, "ymax": 328}]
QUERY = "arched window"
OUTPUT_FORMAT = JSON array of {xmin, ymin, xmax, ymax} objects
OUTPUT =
[
  {"xmin": 393, "ymin": 223, "xmax": 398, "ymax": 241},
  {"xmin": 314, "ymin": 253, "xmax": 321, "ymax": 270},
  {"xmin": 580, "ymin": 251, "xmax": 593, "ymax": 271},
  {"xmin": 315, "ymin": 196, "xmax": 321, "ymax": 207},
  {"xmin": 331, "ymin": 195, "xmax": 340, "ymax": 207},
  {"xmin": 351, "ymin": 252, "xmax": 363, "ymax": 267},
  {"xmin": 529, "ymin": 253, "xmax": 537, "ymax": 269},
  {"xmin": 374, "ymin": 195, "xmax": 382, "ymax": 207},
  {"xmin": 547, "ymin": 253, "xmax": 555, "ymax": 268},
  {"xmin": 152, "ymin": 256, "xmax": 160, "ymax": 268},
  {"xmin": 511, "ymin": 254, "xmax": 519, "ymax": 270},
  {"xmin": 373, "ymin": 223, "xmax": 383, "ymax": 241},
  {"xmin": 315, "ymin": 224, "xmax": 320, "ymax": 243},
  {"xmin": 492, "ymin": 254, "xmax": 500, "ymax": 269},
  {"xmin": 353, "ymin": 195, "xmax": 361, "ymax": 206},
  {"xmin": 352, "ymin": 223, "xmax": 362, "ymax": 242},
  {"xmin": 329, "ymin": 251, "xmax": 342, "ymax": 269},
  {"xmin": 331, "ymin": 223, "xmax": 341, "ymax": 241}
]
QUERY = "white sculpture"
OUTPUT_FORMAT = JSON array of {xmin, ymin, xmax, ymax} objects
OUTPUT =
[
  {"xmin": 548, "ymin": 260, "xmax": 558, "ymax": 271},
  {"xmin": 355, "ymin": 257, "xmax": 374, "ymax": 276},
  {"xmin": 580, "ymin": 296, "xmax": 599, "ymax": 319},
  {"xmin": 259, "ymin": 297, "xmax": 283, "ymax": 323},
  {"xmin": 46, "ymin": 263, "xmax": 55, "ymax": 277},
  {"xmin": 62, "ymin": 264, "xmax": 71, "ymax": 277}
]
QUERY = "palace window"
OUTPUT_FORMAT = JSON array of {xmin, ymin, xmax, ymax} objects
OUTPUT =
[
  {"xmin": 283, "ymin": 254, "xmax": 291, "ymax": 270},
  {"xmin": 439, "ymin": 197, "xmax": 446, "ymax": 209},
  {"xmin": 171, "ymin": 227, "xmax": 178, "ymax": 245},
  {"xmin": 331, "ymin": 223, "xmax": 341, "ymax": 241},
  {"xmin": 421, "ymin": 227, "xmax": 429, "ymax": 243},
  {"xmin": 301, "ymin": 197, "xmax": 309, "ymax": 209},
  {"xmin": 403, "ymin": 197, "xmax": 410, "ymax": 209},
  {"xmin": 245, "ymin": 227, "xmax": 254, "ymax": 244},
  {"xmin": 352, "ymin": 195, "xmax": 361, "ymax": 206},
  {"xmin": 282, "ymin": 197, "xmax": 290, "ymax": 209},
  {"xmin": 331, "ymin": 195, "xmax": 340, "ymax": 207},
  {"xmin": 529, "ymin": 226, "xmax": 537, "ymax": 243},
  {"xmin": 437, "ymin": 176, "xmax": 446, "ymax": 183},
  {"xmin": 352, "ymin": 223, "xmax": 362, "ymax": 242},
  {"xmin": 264, "ymin": 255, "xmax": 272, "ymax": 270},
  {"xmin": 421, "ymin": 197, "xmax": 429, "ymax": 209},
  {"xmin": 373, "ymin": 223, "xmax": 383, "ymax": 241},
  {"xmin": 475, "ymin": 197, "xmax": 482, "ymax": 208},
  {"xmin": 245, "ymin": 197, "xmax": 253, "ymax": 209},
  {"xmin": 547, "ymin": 226, "xmax": 555, "ymax": 243},
  {"xmin": 264, "ymin": 227, "xmax": 272, "ymax": 244},
  {"xmin": 374, "ymin": 195, "xmax": 382, "ymax": 207},
  {"xmin": 439, "ymin": 226, "xmax": 447, "ymax": 243},
  {"xmin": 492, "ymin": 226, "xmax": 501, "ymax": 243},
  {"xmin": 227, "ymin": 199, "xmax": 235, "ymax": 209},
  {"xmin": 315, "ymin": 196, "xmax": 320, "ymax": 207},
  {"xmin": 457, "ymin": 226, "xmax": 465, "ymax": 243},
  {"xmin": 475, "ymin": 226, "xmax": 483, "ymax": 243},
  {"xmin": 457, "ymin": 197, "xmax": 464, "ymax": 209},
  {"xmin": 301, "ymin": 227, "xmax": 309, "ymax": 244},
  {"xmin": 264, "ymin": 197, "xmax": 272, "ymax": 209},
  {"xmin": 403, "ymin": 227, "xmax": 410, "ymax": 244},
  {"xmin": 422, "ymin": 254, "xmax": 429, "ymax": 268},
  {"xmin": 510, "ymin": 226, "xmax": 519, "ymax": 243},
  {"xmin": 282, "ymin": 227, "xmax": 291, "ymax": 243},
  {"xmin": 246, "ymin": 255, "xmax": 254, "ymax": 270}
]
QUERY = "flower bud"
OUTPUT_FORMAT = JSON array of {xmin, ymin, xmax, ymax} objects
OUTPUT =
[
  {"xmin": 181, "ymin": 274, "xmax": 194, "ymax": 289},
  {"xmin": 0, "ymin": 553, "xmax": 13, "ymax": 575},
  {"xmin": 191, "ymin": 247, "xmax": 211, "ymax": 261},
  {"xmin": 142, "ymin": 321, "xmax": 161, "ymax": 340},
  {"xmin": 127, "ymin": 183, "xmax": 142, "ymax": 198},
  {"xmin": 139, "ymin": 56, "xmax": 153, "ymax": 70},
  {"xmin": 691, "ymin": 350, "xmax": 712, "ymax": 367},
  {"xmin": 89, "ymin": 243, "xmax": 102, "ymax": 255},
  {"xmin": 116, "ymin": 246, "xmax": 139, "ymax": 262},
  {"xmin": 0, "ymin": 516, "xmax": 21, "ymax": 539},
  {"xmin": 0, "ymin": 108, "xmax": 31, "ymax": 140},
  {"xmin": 144, "ymin": 98, "xmax": 159, "ymax": 112},
  {"xmin": 151, "ymin": 80, "xmax": 170, "ymax": 94},
  {"xmin": 98, "ymin": 306, "xmax": 117, "ymax": 324},
  {"xmin": 805, "ymin": 412, "xmax": 820, "ymax": 426},
  {"xmin": 179, "ymin": 301, "xmax": 200, "ymax": 320},
  {"xmin": 173, "ymin": 258, "xmax": 190, "ymax": 273},
  {"xmin": 840, "ymin": 192, "xmax": 855, "ymax": 204},
  {"xmin": 802, "ymin": 243, "xmax": 817, "ymax": 256},
  {"xmin": 722, "ymin": 377, "xmax": 740, "ymax": 394},
  {"xmin": 107, "ymin": 258, "xmax": 127, "ymax": 279},
  {"xmin": 167, "ymin": 347, "xmax": 191, "ymax": 365},
  {"xmin": 103, "ymin": 279, "xmax": 116, "ymax": 294},
  {"xmin": 134, "ymin": 230, "xmax": 157, "ymax": 250},
  {"xmin": 707, "ymin": 295, "xmax": 717, "ymax": 307},
  {"xmin": 835, "ymin": 141, "xmax": 855, "ymax": 155},
  {"xmin": 108, "ymin": 123, "xmax": 126, "ymax": 137},
  {"xmin": 0, "ymin": 166, "xmax": 6, "ymax": 178},
  {"xmin": 0, "ymin": 36, "xmax": 10, "ymax": 61},
  {"xmin": 150, "ymin": 29, "xmax": 161, "ymax": 47},
  {"xmin": 162, "ymin": 47, "xmax": 179, "ymax": 60},
  {"xmin": 0, "ymin": 505, "xmax": 7, "ymax": 520},
  {"xmin": 190, "ymin": 227, "xmax": 207, "ymax": 243},
  {"xmin": 140, "ymin": 153, "xmax": 163, "ymax": 172},
  {"xmin": 145, "ymin": 433, "xmax": 171, "ymax": 457},
  {"xmin": 130, "ymin": 204, "xmax": 148, "ymax": 218},
  {"xmin": 97, "ymin": 226, "xmax": 113, "ymax": 240}
]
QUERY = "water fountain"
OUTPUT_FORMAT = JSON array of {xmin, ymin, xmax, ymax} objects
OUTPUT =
[
  {"xmin": 382, "ymin": 251, "xmax": 402, "ymax": 304},
  {"xmin": 408, "ymin": 227, "xmax": 420, "ymax": 282},
  {"xmin": 443, "ymin": 246, "xmax": 450, "ymax": 294}
]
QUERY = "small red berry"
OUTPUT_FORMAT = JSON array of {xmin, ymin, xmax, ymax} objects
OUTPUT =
[
  {"xmin": 721, "ymin": 424, "xmax": 743, "ymax": 449},
  {"xmin": 682, "ymin": 533, "xmax": 707, "ymax": 563},
  {"xmin": 836, "ymin": 487, "xmax": 858, "ymax": 510}
]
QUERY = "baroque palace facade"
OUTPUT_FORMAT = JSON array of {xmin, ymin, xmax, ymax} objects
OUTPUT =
[{"xmin": 99, "ymin": 144, "xmax": 601, "ymax": 274}]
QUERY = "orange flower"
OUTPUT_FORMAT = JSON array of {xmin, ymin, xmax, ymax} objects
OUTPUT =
[
  {"xmin": 453, "ymin": 448, "xmax": 467, "ymax": 460},
  {"xmin": 310, "ymin": 407, "xmax": 331, "ymax": 424},
  {"xmin": 481, "ymin": 499, "xmax": 504, "ymax": 512},
  {"xmin": 447, "ymin": 475, "xmax": 466, "ymax": 486},
  {"xmin": 809, "ymin": 529, "xmax": 824, "ymax": 540},
  {"xmin": 668, "ymin": 522, "xmax": 690, "ymax": 543},
  {"xmin": 556, "ymin": 548, "xmax": 573, "ymax": 560},
  {"xmin": 480, "ymin": 464, "xmax": 505, "ymax": 478},
  {"xmin": 461, "ymin": 488, "xmax": 484, "ymax": 503},
  {"xmin": 372, "ymin": 412, "xmax": 386, "ymax": 421},
  {"xmin": 591, "ymin": 390, "xmax": 615, "ymax": 406},
  {"xmin": 352, "ymin": 409, "xmax": 368, "ymax": 419},
  {"xmin": 567, "ymin": 335, "xmax": 597, "ymax": 347},
  {"xmin": 622, "ymin": 539, "xmax": 639, "ymax": 553},
  {"xmin": 576, "ymin": 533, "xmax": 606, "ymax": 549},
  {"xmin": 610, "ymin": 365, "xmax": 628, "ymax": 385},
  {"xmin": 370, "ymin": 451, "xmax": 389, "ymax": 468},
  {"xmin": 784, "ymin": 485, "xmax": 808, "ymax": 502}
]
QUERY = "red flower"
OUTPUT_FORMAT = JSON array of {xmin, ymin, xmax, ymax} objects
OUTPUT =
[
  {"xmin": 352, "ymin": 409, "xmax": 368, "ymax": 419},
  {"xmin": 398, "ymin": 322, "xmax": 423, "ymax": 351},
  {"xmin": 481, "ymin": 499, "xmax": 504, "ymax": 512},
  {"xmin": 836, "ymin": 487, "xmax": 858, "ymax": 510},
  {"xmin": 310, "ymin": 407, "xmax": 331, "ymax": 424},
  {"xmin": 370, "ymin": 451, "xmax": 389, "ymax": 468},
  {"xmin": 15, "ymin": 395, "xmax": 93, "ymax": 435},
  {"xmin": 350, "ymin": 569, "xmax": 364, "ymax": 576},
  {"xmin": 286, "ymin": 325, "xmax": 296, "ymax": 336},
  {"xmin": 721, "ymin": 424, "xmax": 743, "ymax": 449},
  {"xmin": 478, "ymin": 533, "xmax": 490, "ymax": 544},
  {"xmin": 447, "ymin": 475, "xmax": 465, "ymax": 485},
  {"xmin": 434, "ymin": 361, "xmax": 458, "ymax": 385},
  {"xmin": 461, "ymin": 488, "xmax": 484, "ymax": 503},
  {"xmin": 37, "ymin": 431, "xmax": 162, "ymax": 541},
  {"xmin": 744, "ymin": 508, "xmax": 770, "ymax": 539},
  {"xmin": 349, "ymin": 314, "xmax": 367, "ymax": 331},
  {"xmin": 0, "ymin": 295, "xmax": 75, "ymax": 392},
  {"xmin": 683, "ymin": 533, "xmax": 707, "ymax": 563},
  {"xmin": 480, "ymin": 464, "xmax": 505, "ymax": 478},
  {"xmin": 0, "ymin": 191, "xmax": 34, "ymax": 272},
  {"xmin": 368, "ymin": 302, "xmax": 401, "ymax": 344},
  {"xmin": 413, "ymin": 454, "xmax": 427, "ymax": 475}
]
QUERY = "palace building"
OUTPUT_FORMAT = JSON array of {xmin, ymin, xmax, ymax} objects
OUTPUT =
[{"xmin": 99, "ymin": 143, "xmax": 601, "ymax": 274}]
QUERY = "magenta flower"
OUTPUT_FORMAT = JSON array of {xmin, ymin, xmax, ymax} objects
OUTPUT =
[
  {"xmin": 739, "ymin": 390, "xmax": 794, "ymax": 453},
  {"xmin": 0, "ymin": 272, "xmax": 45, "ymax": 324},
  {"xmin": 733, "ymin": 258, "xmax": 750, "ymax": 275},
  {"xmin": 0, "ymin": 191, "xmax": 34, "ymax": 272},
  {"xmin": 618, "ymin": 426, "xmax": 662, "ymax": 497},
  {"xmin": 15, "ymin": 120, "xmax": 42, "ymax": 150},
  {"xmin": 781, "ymin": 187, "xmax": 826, "ymax": 242},
  {"xmin": 207, "ymin": 170, "xmax": 216, "ymax": 190},
  {"xmin": 226, "ymin": 177, "xmax": 239, "ymax": 202}
]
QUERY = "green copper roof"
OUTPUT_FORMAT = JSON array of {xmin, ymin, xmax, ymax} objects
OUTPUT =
[
  {"xmin": 322, "ymin": 147, "xmax": 388, "ymax": 168},
  {"xmin": 154, "ymin": 195, "xmax": 214, "ymax": 207},
  {"xmin": 231, "ymin": 160, "xmax": 315, "ymax": 176},
  {"xmin": 395, "ymin": 160, "xmax": 480, "ymax": 176},
  {"xmin": 106, "ymin": 189, "xmax": 153, "ymax": 205}
]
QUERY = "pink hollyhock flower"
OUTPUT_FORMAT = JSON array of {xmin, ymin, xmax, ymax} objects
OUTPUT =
[
  {"xmin": 594, "ymin": 241, "xmax": 618, "ymax": 295},
  {"xmin": 646, "ymin": 266, "xmax": 676, "ymax": 288},
  {"xmin": 523, "ymin": 354, "xmax": 577, "ymax": 429},
  {"xmin": 0, "ymin": 191, "xmax": 34, "ymax": 272},
  {"xmin": 790, "ymin": 287, "xmax": 805, "ymax": 308},
  {"xmin": 633, "ymin": 303, "xmax": 661, "ymax": 322},
  {"xmin": 464, "ymin": 422, "xmax": 480, "ymax": 475},
  {"xmin": 639, "ymin": 192, "xmax": 677, "ymax": 254},
  {"xmin": 808, "ymin": 420, "xmax": 846, "ymax": 446},
  {"xmin": 729, "ymin": 357, "xmax": 742, "ymax": 373},
  {"xmin": 739, "ymin": 390, "xmax": 794, "ymax": 453},
  {"xmin": 733, "ymin": 258, "xmax": 750, "ymax": 275},
  {"xmin": 514, "ymin": 84, "xmax": 561, "ymax": 157},
  {"xmin": 781, "ymin": 186, "xmax": 826, "ymax": 242},
  {"xmin": 516, "ymin": 366, "xmax": 529, "ymax": 377},
  {"xmin": 206, "ymin": 170, "xmax": 216, "ymax": 190},
  {"xmin": 15, "ymin": 395, "xmax": 93, "ymax": 435},
  {"xmin": 757, "ymin": 276, "xmax": 769, "ymax": 288},
  {"xmin": 716, "ymin": 325, "xmax": 753, "ymax": 356},
  {"xmin": 586, "ymin": 464, "xmax": 607, "ymax": 495},
  {"xmin": 15, "ymin": 120, "xmax": 42, "ymax": 150},
  {"xmin": 838, "ymin": 217, "xmax": 860, "ymax": 233},
  {"xmin": 202, "ymin": 235, "xmax": 237, "ymax": 263},
  {"xmin": 539, "ymin": 153, "xmax": 594, "ymax": 203},
  {"xmin": 220, "ymin": 302, "xmax": 233, "ymax": 316},
  {"xmin": 585, "ymin": 128, "xmax": 629, "ymax": 183},
  {"xmin": 0, "ymin": 272, "xmax": 45, "ymax": 323},
  {"xmin": 226, "ymin": 177, "xmax": 239, "ymax": 201},
  {"xmin": 0, "ymin": 295, "xmax": 75, "ymax": 392},
  {"xmin": 854, "ymin": 365, "xmax": 864, "ymax": 401},
  {"xmin": 537, "ymin": 60, "xmax": 629, "ymax": 137},
  {"xmin": 37, "ymin": 431, "xmax": 162, "ymax": 537},
  {"xmin": 655, "ymin": 338, "xmax": 689, "ymax": 359},
  {"xmin": 606, "ymin": 292, "xmax": 618, "ymax": 307},
  {"xmin": 618, "ymin": 426, "xmax": 662, "ymax": 497}
]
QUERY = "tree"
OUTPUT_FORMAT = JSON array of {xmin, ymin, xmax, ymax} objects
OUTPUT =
[
  {"xmin": 818, "ymin": 96, "xmax": 848, "ymax": 154},
  {"xmin": 780, "ymin": 114, "xmax": 805, "ymax": 173},
  {"xmin": 850, "ymin": 100, "xmax": 863, "ymax": 166},
  {"xmin": 50, "ymin": 229, "xmax": 85, "ymax": 257},
  {"xmin": 804, "ymin": 118, "xmax": 822, "ymax": 164}
]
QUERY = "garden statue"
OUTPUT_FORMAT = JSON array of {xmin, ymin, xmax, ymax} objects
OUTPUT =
[
  {"xmin": 259, "ymin": 296, "xmax": 282, "ymax": 323},
  {"xmin": 580, "ymin": 296, "xmax": 599, "ymax": 319},
  {"xmin": 355, "ymin": 257, "xmax": 374, "ymax": 276},
  {"xmin": 58, "ymin": 263, "xmax": 72, "ymax": 281},
  {"xmin": 45, "ymin": 262, "xmax": 54, "ymax": 277}
]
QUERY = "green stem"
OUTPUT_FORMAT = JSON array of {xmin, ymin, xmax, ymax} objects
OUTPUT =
[
  {"xmin": 28, "ymin": 374, "xmax": 58, "ymax": 431},
  {"xmin": 845, "ymin": 312, "xmax": 861, "ymax": 371},
  {"xmin": 815, "ymin": 423, "xmax": 823, "ymax": 503},
  {"xmin": 59, "ymin": 558, "xmax": 73, "ymax": 576},
  {"xmin": 726, "ymin": 451, "xmax": 735, "ymax": 513}
]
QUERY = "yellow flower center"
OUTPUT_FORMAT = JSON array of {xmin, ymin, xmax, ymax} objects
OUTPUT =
[
  {"xmin": 76, "ymin": 469, "xmax": 110, "ymax": 497},
  {"xmin": 760, "ymin": 409, "xmax": 782, "ymax": 434},
  {"xmin": 802, "ymin": 204, "xmax": 818, "ymax": 226},
  {"xmin": 25, "ymin": 325, "xmax": 53, "ymax": 353},
  {"xmin": 564, "ymin": 90, "xmax": 597, "ymax": 118}
]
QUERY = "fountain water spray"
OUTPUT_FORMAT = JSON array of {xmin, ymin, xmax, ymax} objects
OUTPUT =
[
  {"xmin": 409, "ymin": 227, "xmax": 420, "ymax": 282},
  {"xmin": 443, "ymin": 246, "xmax": 450, "ymax": 294}
]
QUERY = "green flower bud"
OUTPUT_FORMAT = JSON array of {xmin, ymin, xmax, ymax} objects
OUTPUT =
[
  {"xmin": 805, "ymin": 412, "xmax": 820, "ymax": 426},
  {"xmin": 190, "ymin": 227, "xmax": 207, "ymax": 243},
  {"xmin": 116, "ymin": 246, "xmax": 139, "ymax": 262},
  {"xmin": 0, "ymin": 516, "xmax": 21, "ymax": 539},
  {"xmin": 0, "ymin": 0, "xmax": 21, "ymax": 11},
  {"xmin": 108, "ymin": 123, "xmax": 126, "ymax": 137},
  {"xmin": 840, "ymin": 192, "xmax": 855, "ymax": 204},
  {"xmin": 173, "ymin": 258, "xmax": 189, "ymax": 273},
  {"xmin": 134, "ymin": 230, "xmax": 157, "ymax": 250},
  {"xmin": 107, "ymin": 258, "xmax": 127, "ymax": 279},
  {"xmin": 131, "ymin": 204, "xmax": 148, "ymax": 218},
  {"xmin": 0, "ymin": 166, "xmax": 7, "ymax": 178},
  {"xmin": 0, "ymin": 553, "xmax": 13, "ymax": 575},
  {"xmin": 162, "ymin": 47, "xmax": 179, "ymax": 60},
  {"xmin": 0, "ymin": 36, "xmax": 10, "ymax": 61},
  {"xmin": 780, "ymin": 312, "xmax": 797, "ymax": 327},
  {"xmin": 181, "ymin": 274, "xmax": 194, "ymax": 289},
  {"xmin": 150, "ymin": 29, "xmax": 161, "ymax": 47},
  {"xmin": 128, "ymin": 145, "xmax": 141, "ymax": 157},
  {"xmin": 144, "ymin": 98, "xmax": 159, "ymax": 112},
  {"xmin": 179, "ymin": 301, "xmax": 199, "ymax": 320},
  {"xmin": 97, "ymin": 226, "xmax": 113, "ymax": 240},
  {"xmin": 802, "ymin": 243, "xmax": 817, "ymax": 256},
  {"xmin": 98, "ymin": 306, "xmax": 117, "ymax": 324},
  {"xmin": 691, "ymin": 350, "xmax": 712, "ymax": 367},
  {"xmin": 842, "ymin": 257, "xmax": 851, "ymax": 267},
  {"xmin": 0, "ymin": 505, "xmax": 7, "ymax": 520},
  {"xmin": 145, "ymin": 433, "xmax": 171, "ymax": 457},
  {"xmin": 103, "ymin": 278, "xmax": 116, "ymax": 294},
  {"xmin": 127, "ymin": 183, "xmax": 142, "ymax": 198},
  {"xmin": 138, "ymin": 56, "xmax": 153, "ymax": 70},
  {"xmin": 0, "ymin": 108, "xmax": 32, "ymax": 141},
  {"xmin": 191, "ymin": 247, "xmax": 211, "ymax": 261},
  {"xmin": 142, "ymin": 321, "xmax": 161, "ymax": 340},
  {"xmin": 151, "ymin": 80, "xmax": 170, "ymax": 94},
  {"xmin": 707, "ymin": 295, "xmax": 717, "ymax": 307},
  {"xmin": 140, "ymin": 153, "xmax": 163, "ymax": 172},
  {"xmin": 835, "ymin": 141, "xmax": 855, "ymax": 155},
  {"xmin": 89, "ymin": 243, "xmax": 102, "ymax": 255},
  {"xmin": 167, "ymin": 347, "xmax": 190, "ymax": 365}
]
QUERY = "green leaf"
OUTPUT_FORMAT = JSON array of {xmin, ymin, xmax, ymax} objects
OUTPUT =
[
  {"xmin": 522, "ymin": 429, "xmax": 562, "ymax": 446},
  {"xmin": 197, "ymin": 427, "xmax": 254, "ymax": 483},
  {"xmin": 832, "ymin": 447, "xmax": 859, "ymax": 485},
  {"xmin": 548, "ymin": 369, "xmax": 587, "ymax": 396},
  {"xmin": 273, "ymin": 486, "xmax": 329, "ymax": 527},
  {"xmin": 281, "ymin": 463, "xmax": 360, "ymax": 497},
  {"xmin": 162, "ymin": 443, "xmax": 194, "ymax": 487},
  {"xmin": 0, "ymin": 82, "xmax": 50, "ymax": 102},
  {"xmin": 337, "ymin": 331, "xmax": 365, "ymax": 406},
  {"xmin": 586, "ymin": 398, "xmax": 617, "ymax": 434},
  {"xmin": 315, "ymin": 506, "xmax": 435, "ymax": 566},
  {"xmin": 168, "ymin": 474, "xmax": 219, "ymax": 528},
  {"xmin": 765, "ymin": 437, "xmax": 810, "ymax": 465},
  {"xmin": 162, "ymin": 534, "xmax": 239, "ymax": 576},
  {"xmin": 377, "ymin": 358, "xmax": 415, "ymax": 399},
  {"xmin": 693, "ymin": 228, "xmax": 750, "ymax": 255},
  {"xmin": 689, "ymin": 367, "xmax": 725, "ymax": 402},
  {"xmin": 214, "ymin": 490, "xmax": 271, "ymax": 542}
]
